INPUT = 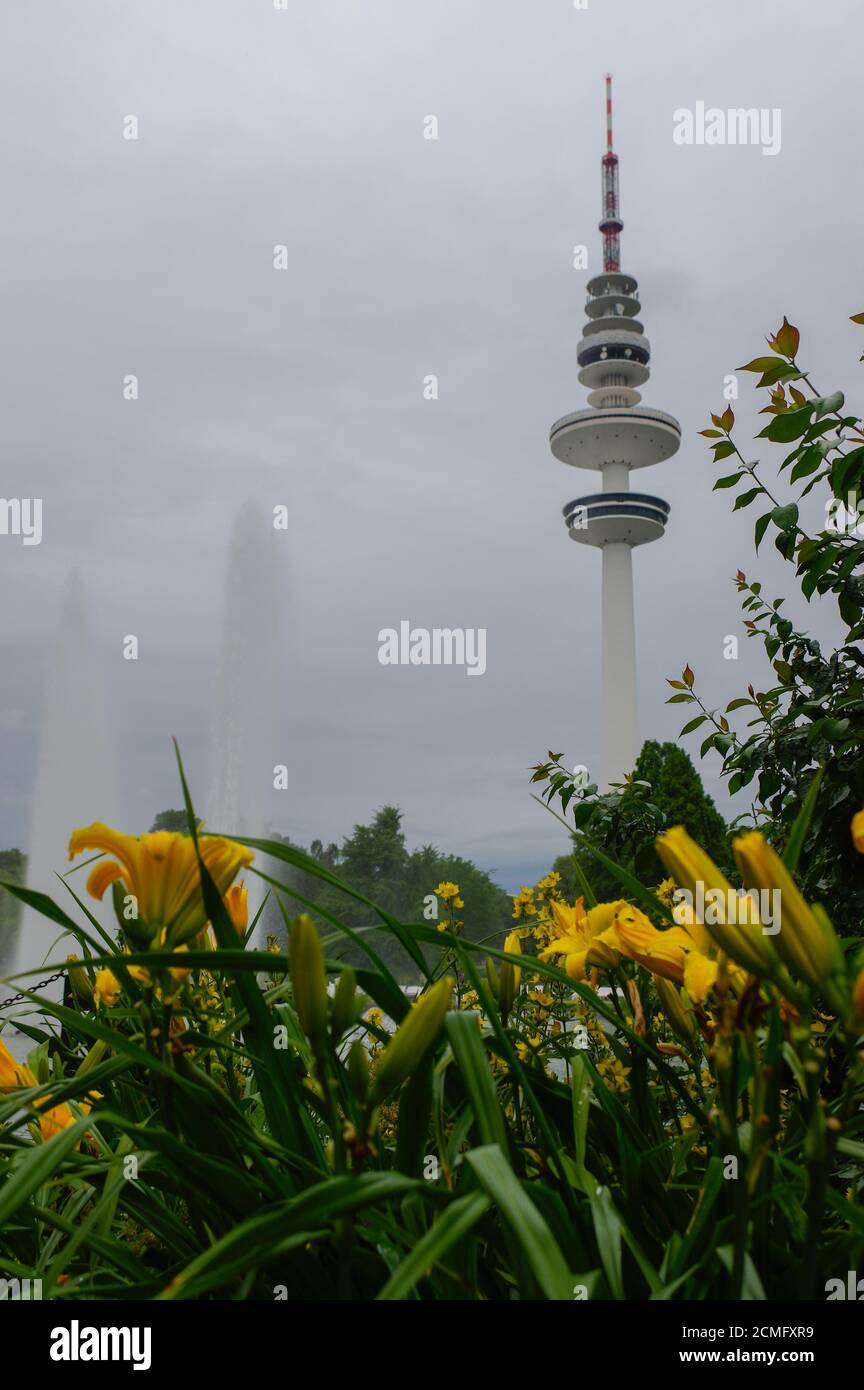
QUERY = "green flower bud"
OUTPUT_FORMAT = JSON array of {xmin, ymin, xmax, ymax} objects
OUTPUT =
[
  {"xmin": 347, "ymin": 1039, "xmax": 370, "ymax": 1101},
  {"xmin": 330, "ymin": 967, "xmax": 357, "ymax": 1040},
  {"xmin": 370, "ymin": 978, "xmax": 452, "ymax": 1103},
  {"xmin": 289, "ymin": 915, "xmax": 328, "ymax": 1044},
  {"xmin": 76, "ymin": 1038, "xmax": 109, "ymax": 1076}
]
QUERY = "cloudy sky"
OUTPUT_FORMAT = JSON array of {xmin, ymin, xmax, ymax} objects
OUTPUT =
[{"xmin": 0, "ymin": 0, "xmax": 859, "ymax": 895}]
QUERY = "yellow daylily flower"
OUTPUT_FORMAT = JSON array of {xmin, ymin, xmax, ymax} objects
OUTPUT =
[
  {"xmin": 732, "ymin": 831, "xmax": 846, "ymax": 998},
  {"xmin": 224, "ymin": 881, "xmax": 248, "ymax": 935},
  {"xmin": 670, "ymin": 896, "xmax": 714, "ymax": 957},
  {"xmin": 656, "ymin": 826, "xmax": 777, "ymax": 976},
  {"xmin": 683, "ymin": 950, "xmax": 719, "ymax": 1006},
  {"xmin": 93, "ymin": 968, "xmax": 121, "ymax": 1009},
  {"xmin": 0, "ymin": 1038, "xmax": 86, "ymax": 1142},
  {"xmin": 539, "ymin": 898, "xmax": 622, "ymax": 980},
  {"xmin": 596, "ymin": 903, "xmax": 725, "ymax": 1006},
  {"xmin": 68, "ymin": 822, "xmax": 254, "ymax": 946}
]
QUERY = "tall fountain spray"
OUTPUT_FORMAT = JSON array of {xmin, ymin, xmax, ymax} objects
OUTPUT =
[
  {"xmin": 206, "ymin": 503, "xmax": 287, "ymax": 938},
  {"xmin": 6, "ymin": 571, "xmax": 117, "ymax": 1020}
]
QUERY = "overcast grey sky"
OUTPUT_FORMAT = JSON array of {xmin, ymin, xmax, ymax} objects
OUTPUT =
[{"xmin": 0, "ymin": 0, "xmax": 860, "ymax": 893}]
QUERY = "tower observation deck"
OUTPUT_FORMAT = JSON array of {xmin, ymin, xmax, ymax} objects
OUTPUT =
[{"xmin": 550, "ymin": 76, "xmax": 681, "ymax": 786}]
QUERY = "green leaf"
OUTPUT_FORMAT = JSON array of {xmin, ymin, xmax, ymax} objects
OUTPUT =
[
  {"xmin": 734, "ymin": 487, "xmax": 762, "ymax": 511},
  {"xmin": 173, "ymin": 743, "xmax": 318, "ymax": 1164},
  {"xmin": 464, "ymin": 1145, "xmax": 573, "ymax": 1300},
  {"xmin": 0, "ymin": 1116, "xmax": 93, "ymax": 1226},
  {"xmin": 771, "ymin": 503, "xmax": 799, "ymax": 532},
  {"xmin": 713, "ymin": 467, "xmax": 740, "ymax": 485},
  {"xmin": 395, "ymin": 1057, "xmax": 435, "ymax": 1177},
  {"xmin": 716, "ymin": 1245, "xmax": 766, "ymax": 1300},
  {"xmin": 377, "ymin": 1192, "xmax": 491, "ymax": 1300},
  {"xmin": 570, "ymin": 1054, "xmax": 596, "ymax": 1193},
  {"xmin": 754, "ymin": 510, "xmax": 773, "ymax": 551},
  {"xmin": 157, "ymin": 1174, "xmax": 419, "ymax": 1300},
  {"xmin": 761, "ymin": 408, "xmax": 812, "ymax": 443},
  {"xmin": 712, "ymin": 442, "xmax": 737, "ymax": 463},
  {"xmin": 739, "ymin": 356, "xmax": 784, "ymax": 374},
  {"xmin": 590, "ymin": 1185, "xmax": 624, "ymax": 1299},
  {"xmin": 445, "ymin": 1012, "xmax": 509, "ymax": 1151},
  {"xmin": 790, "ymin": 450, "xmax": 823, "ymax": 483},
  {"xmin": 679, "ymin": 715, "xmax": 708, "ymax": 736}
]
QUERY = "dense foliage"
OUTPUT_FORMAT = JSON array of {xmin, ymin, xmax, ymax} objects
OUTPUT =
[
  {"xmin": 545, "ymin": 742, "xmax": 729, "ymax": 904},
  {"xmin": 668, "ymin": 314, "xmax": 864, "ymax": 933},
  {"xmin": 259, "ymin": 806, "xmax": 513, "ymax": 979}
]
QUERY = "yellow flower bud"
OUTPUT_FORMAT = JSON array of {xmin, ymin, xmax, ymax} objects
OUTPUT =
[
  {"xmin": 732, "ymin": 832, "xmax": 846, "ymax": 1000},
  {"xmin": 498, "ymin": 931, "xmax": 522, "ymax": 1019},
  {"xmin": 656, "ymin": 826, "xmax": 777, "ymax": 977},
  {"xmin": 370, "ymin": 977, "xmax": 452, "ymax": 1102},
  {"xmin": 66, "ymin": 954, "xmax": 94, "ymax": 1010},
  {"xmin": 224, "ymin": 882, "xmax": 248, "ymax": 936},
  {"xmin": 93, "ymin": 969, "xmax": 121, "ymax": 1009},
  {"xmin": 653, "ymin": 974, "xmax": 696, "ymax": 1045},
  {"xmin": 289, "ymin": 915, "xmax": 328, "ymax": 1044}
]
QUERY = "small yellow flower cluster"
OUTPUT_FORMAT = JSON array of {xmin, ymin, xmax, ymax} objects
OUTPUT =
[
  {"xmin": 515, "ymin": 1035, "xmax": 542, "ymax": 1063},
  {"xmin": 435, "ymin": 880, "xmax": 465, "ymax": 935},
  {"xmin": 535, "ymin": 870, "xmax": 563, "ymax": 902},
  {"xmin": 655, "ymin": 877, "xmax": 678, "ymax": 908},
  {"xmin": 435, "ymin": 882, "xmax": 464, "ymax": 909},
  {"xmin": 460, "ymin": 989, "xmax": 483, "ymax": 1015},
  {"xmin": 596, "ymin": 1056, "xmax": 631, "ymax": 1093},
  {"xmin": 511, "ymin": 886, "xmax": 537, "ymax": 921},
  {"xmin": 511, "ymin": 875, "xmax": 569, "ymax": 951}
]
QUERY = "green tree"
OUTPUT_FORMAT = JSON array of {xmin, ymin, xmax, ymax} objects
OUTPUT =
[
  {"xmin": 265, "ymin": 808, "xmax": 513, "ymax": 981},
  {"xmin": 633, "ymin": 740, "xmax": 729, "ymax": 869},
  {"xmin": 533, "ymin": 743, "xmax": 728, "ymax": 902},
  {"xmin": 149, "ymin": 810, "xmax": 190, "ymax": 834},
  {"xmin": 668, "ymin": 312, "xmax": 864, "ymax": 932}
]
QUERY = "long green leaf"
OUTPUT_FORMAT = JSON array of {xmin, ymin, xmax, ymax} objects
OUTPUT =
[
  {"xmin": 782, "ymin": 767, "xmax": 824, "ymax": 872},
  {"xmin": 0, "ymin": 1116, "xmax": 92, "ymax": 1224},
  {"xmin": 445, "ymin": 1013, "xmax": 509, "ymax": 1151},
  {"xmin": 377, "ymin": 1192, "xmax": 490, "ymax": 1300},
  {"xmin": 465, "ymin": 1145, "xmax": 572, "ymax": 1300}
]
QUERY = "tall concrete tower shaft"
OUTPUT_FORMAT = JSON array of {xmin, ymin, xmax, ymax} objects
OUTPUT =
[{"xmin": 550, "ymin": 77, "xmax": 681, "ymax": 787}]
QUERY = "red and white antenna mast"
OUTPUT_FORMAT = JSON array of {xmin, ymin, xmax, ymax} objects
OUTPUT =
[{"xmin": 600, "ymin": 74, "xmax": 622, "ymax": 272}]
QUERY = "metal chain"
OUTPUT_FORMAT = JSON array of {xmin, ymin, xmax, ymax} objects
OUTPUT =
[{"xmin": 0, "ymin": 972, "xmax": 66, "ymax": 1011}]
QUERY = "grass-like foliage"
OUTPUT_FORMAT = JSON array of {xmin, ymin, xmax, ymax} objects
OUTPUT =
[{"xmin": 1, "ymin": 740, "xmax": 863, "ymax": 1301}]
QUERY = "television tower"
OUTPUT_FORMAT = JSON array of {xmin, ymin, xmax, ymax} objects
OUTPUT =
[{"xmin": 550, "ymin": 76, "xmax": 681, "ymax": 787}]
